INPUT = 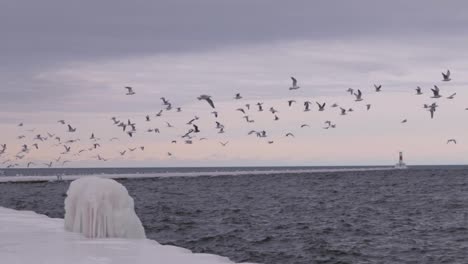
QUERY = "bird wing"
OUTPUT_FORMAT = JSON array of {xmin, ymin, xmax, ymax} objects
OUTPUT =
[
  {"xmin": 291, "ymin": 77, "xmax": 297, "ymax": 86},
  {"xmin": 205, "ymin": 97, "xmax": 215, "ymax": 108}
]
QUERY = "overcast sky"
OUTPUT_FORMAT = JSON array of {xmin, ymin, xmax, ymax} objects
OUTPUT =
[{"xmin": 1, "ymin": 1, "xmax": 468, "ymax": 167}]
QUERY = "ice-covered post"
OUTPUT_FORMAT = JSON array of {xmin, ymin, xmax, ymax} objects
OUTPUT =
[{"xmin": 64, "ymin": 176, "xmax": 146, "ymax": 239}]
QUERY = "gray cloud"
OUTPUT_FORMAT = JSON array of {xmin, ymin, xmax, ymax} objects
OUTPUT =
[{"xmin": 1, "ymin": 0, "xmax": 468, "ymax": 112}]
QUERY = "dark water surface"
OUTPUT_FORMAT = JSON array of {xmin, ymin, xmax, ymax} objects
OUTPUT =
[{"xmin": 1, "ymin": 167, "xmax": 468, "ymax": 264}]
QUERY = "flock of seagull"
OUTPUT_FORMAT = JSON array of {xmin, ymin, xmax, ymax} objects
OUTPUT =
[{"xmin": 0, "ymin": 70, "xmax": 464, "ymax": 168}]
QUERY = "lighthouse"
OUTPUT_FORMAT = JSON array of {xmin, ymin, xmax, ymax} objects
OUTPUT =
[{"xmin": 395, "ymin": 151, "xmax": 407, "ymax": 169}]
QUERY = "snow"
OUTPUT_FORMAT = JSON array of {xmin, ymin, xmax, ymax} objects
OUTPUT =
[
  {"xmin": 0, "ymin": 207, "xmax": 254, "ymax": 264},
  {"xmin": 64, "ymin": 177, "xmax": 146, "ymax": 239},
  {"xmin": 0, "ymin": 167, "xmax": 398, "ymax": 182}
]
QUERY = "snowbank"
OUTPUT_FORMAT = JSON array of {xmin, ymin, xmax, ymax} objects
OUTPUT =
[
  {"xmin": 64, "ymin": 176, "xmax": 145, "ymax": 239},
  {"xmin": 0, "ymin": 207, "xmax": 253, "ymax": 264}
]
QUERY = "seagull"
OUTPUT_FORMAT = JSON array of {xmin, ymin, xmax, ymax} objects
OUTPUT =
[
  {"xmin": 300, "ymin": 124, "xmax": 310, "ymax": 128},
  {"xmin": 431, "ymin": 85, "xmax": 441, "ymax": 98},
  {"xmin": 289, "ymin": 77, "xmax": 300, "ymax": 90},
  {"xmin": 346, "ymin": 88, "xmax": 354, "ymax": 95},
  {"xmin": 90, "ymin": 133, "xmax": 95, "ymax": 140},
  {"xmin": 62, "ymin": 160, "xmax": 71, "ymax": 166},
  {"xmin": 366, "ymin": 104, "xmax": 371, "ymax": 111},
  {"xmin": 18, "ymin": 122, "xmax": 23, "ymax": 127},
  {"xmin": 186, "ymin": 116, "xmax": 199, "ymax": 125},
  {"xmin": 288, "ymin": 100, "xmax": 296, "ymax": 107},
  {"xmin": 331, "ymin": 103, "xmax": 339, "ymax": 108},
  {"xmin": 340, "ymin": 108, "xmax": 347, "ymax": 115},
  {"xmin": 220, "ymin": 141, "xmax": 229, "ymax": 146},
  {"xmin": 58, "ymin": 120, "xmax": 65, "ymax": 125},
  {"xmin": 442, "ymin": 70, "xmax": 451, "ymax": 82},
  {"xmin": 274, "ymin": 115, "xmax": 279, "ymax": 121},
  {"xmin": 197, "ymin": 95, "xmax": 215, "ymax": 108},
  {"xmin": 176, "ymin": 107, "xmax": 182, "ymax": 112},
  {"xmin": 129, "ymin": 147, "xmax": 137, "ymax": 152},
  {"xmin": 166, "ymin": 122, "xmax": 174, "ymax": 128},
  {"xmin": 167, "ymin": 152, "xmax": 172, "ymax": 156},
  {"xmin": 211, "ymin": 111, "xmax": 218, "ymax": 118},
  {"xmin": 447, "ymin": 139, "xmax": 457, "ymax": 144},
  {"xmin": 285, "ymin": 133, "xmax": 295, "ymax": 137},
  {"xmin": 415, "ymin": 86, "xmax": 423, "ymax": 95},
  {"xmin": 257, "ymin": 102, "xmax": 264, "ymax": 112},
  {"xmin": 156, "ymin": 110, "xmax": 163, "ymax": 117},
  {"xmin": 268, "ymin": 108, "xmax": 278, "ymax": 115},
  {"xmin": 146, "ymin": 115, "xmax": 151, "ymax": 121},
  {"xmin": 267, "ymin": 141, "xmax": 274, "ymax": 144},
  {"xmin": 401, "ymin": 119, "xmax": 407, "ymax": 123},
  {"xmin": 245, "ymin": 104, "xmax": 250, "ymax": 110},
  {"xmin": 234, "ymin": 93, "xmax": 242, "ymax": 99},
  {"xmin": 63, "ymin": 145, "xmax": 71, "ymax": 153},
  {"xmin": 193, "ymin": 124, "xmax": 200, "ymax": 133},
  {"xmin": 120, "ymin": 150, "xmax": 127, "ymax": 156},
  {"xmin": 32, "ymin": 143, "xmax": 39, "ymax": 149},
  {"xmin": 236, "ymin": 108, "xmax": 246, "ymax": 114},
  {"xmin": 447, "ymin": 93, "xmax": 456, "ymax": 99},
  {"xmin": 304, "ymin": 101, "xmax": 312, "ymax": 112},
  {"xmin": 127, "ymin": 131, "xmax": 134, "ymax": 137},
  {"xmin": 316, "ymin": 102, "xmax": 326, "ymax": 111},
  {"xmin": 44, "ymin": 162, "xmax": 53, "ymax": 168},
  {"xmin": 125, "ymin": 86, "xmax": 135, "ymax": 95},
  {"xmin": 27, "ymin": 162, "xmax": 35, "ymax": 168},
  {"xmin": 374, "ymin": 84, "xmax": 382, "ymax": 92},
  {"xmin": 354, "ymin": 89, "xmax": 363, "ymax": 101},
  {"xmin": 161, "ymin": 97, "xmax": 170, "ymax": 106},
  {"xmin": 67, "ymin": 125, "xmax": 76, "ymax": 132}
]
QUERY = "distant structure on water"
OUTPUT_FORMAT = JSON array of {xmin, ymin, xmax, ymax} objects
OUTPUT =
[{"xmin": 395, "ymin": 151, "xmax": 407, "ymax": 169}]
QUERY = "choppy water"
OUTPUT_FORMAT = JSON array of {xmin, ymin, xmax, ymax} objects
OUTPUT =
[{"xmin": 1, "ymin": 166, "xmax": 468, "ymax": 264}]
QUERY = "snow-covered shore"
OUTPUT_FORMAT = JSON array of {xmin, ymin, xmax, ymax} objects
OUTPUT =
[
  {"xmin": 0, "ymin": 167, "xmax": 397, "ymax": 183},
  {"xmin": 0, "ymin": 207, "xmax": 253, "ymax": 264}
]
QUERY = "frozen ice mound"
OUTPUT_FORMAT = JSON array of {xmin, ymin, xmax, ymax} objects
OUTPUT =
[{"xmin": 64, "ymin": 176, "xmax": 146, "ymax": 239}]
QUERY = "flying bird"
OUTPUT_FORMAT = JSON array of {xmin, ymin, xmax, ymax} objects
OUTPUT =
[
  {"xmin": 447, "ymin": 93, "xmax": 456, "ymax": 99},
  {"xmin": 125, "ymin": 86, "xmax": 135, "ymax": 95},
  {"xmin": 67, "ymin": 125, "xmax": 76, "ymax": 132},
  {"xmin": 442, "ymin": 70, "xmax": 451, "ymax": 81},
  {"xmin": 220, "ymin": 141, "xmax": 229, "ymax": 146},
  {"xmin": 431, "ymin": 85, "xmax": 441, "ymax": 98},
  {"xmin": 415, "ymin": 86, "xmax": 423, "ymax": 95},
  {"xmin": 374, "ymin": 84, "xmax": 382, "ymax": 92},
  {"xmin": 234, "ymin": 93, "xmax": 242, "ymax": 99},
  {"xmin": 354, "ymin": 89, "xmax": 363, "ymax": 101},
  {"xmin": 316, "ymin": 102, "xmax": 326, "ymax": 111},
  {"xmin": 197, "ymin": 95, "xmax": 215, "ymax": 108},
  {"xmin": 447, "ymin": 139, "xmax": 457, "ymax": 144},
  {"xmin": 289, "ymin": 77, "xmax": 300, "ymax": 90}
]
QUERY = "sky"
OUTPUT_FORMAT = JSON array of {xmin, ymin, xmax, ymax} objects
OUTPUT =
[{"xmin": 1, "ymin": 0, "xmax": 468, "ymax": 167}]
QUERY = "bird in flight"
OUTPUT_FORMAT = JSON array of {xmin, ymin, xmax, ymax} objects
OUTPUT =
[
  {"xmin": 442, "ymin": 70, "xmax": 451, "ymax": 81},
  {"xmin": 374, "ymin": 84, "xmax": 382, "ymax": 92},
  {"xmin": 220, "ymin": 141, "xmax": 229, "ymax": 146},
  {"xmin": 415, "ymin": 86, "xmax": 423, "ymax": 95},
  {"xmin": 447, "ymin": 93, "xmax": 456, "ymax": 99},
  {"xmin": 447, "ymin": 139, "xmax": 457, "ymax": 144},
  {"xmin": 197, "ymin": 95, "xmax": 215, "ymax": 108},
  {"xmin": 125, "ymin": 86, "xmax": 135, "ymax": 95},
  {"xmin": 354, "ymin": 89, "xmax": 363, "ymax": 101},
  {"xmin": 67, "ymin": 125, "xmax": 76, "ymax": 132},
  {"xmin": 431, "ymin": 85, "xmax": 442, "ymax": 98},
  {"xmin": 289, "ymin": 77, "xmax": 300, "ymax": 90},
  {"xmin": 316, "ymin": 102, "xmax": 326, "ymax": 111},
  {"xmin": 234, "ymin": 93, "xmax": 242, "ymax": 99}
]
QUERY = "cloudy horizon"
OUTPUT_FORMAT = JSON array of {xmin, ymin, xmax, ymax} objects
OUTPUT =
[{"xmin": 1, "ymin": 1, "xmax": 468, "ymax": 167}]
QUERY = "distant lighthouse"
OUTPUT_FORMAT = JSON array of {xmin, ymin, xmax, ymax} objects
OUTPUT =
[{"xmin": 395, "ymin": 151, "xmax": 407, "ymax": 169}]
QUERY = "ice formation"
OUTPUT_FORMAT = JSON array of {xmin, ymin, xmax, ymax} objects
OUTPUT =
[{"xmin": 64, "ymin": 176, "xmax": 146, "ymax": 239}]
